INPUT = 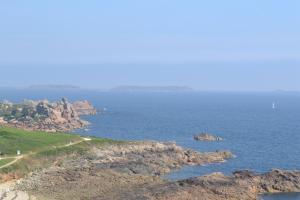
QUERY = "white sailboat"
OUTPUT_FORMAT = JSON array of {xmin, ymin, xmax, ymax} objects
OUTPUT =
[{"xmin": 272, "ymin": 102, "xmax": 276, "ymax": 109}]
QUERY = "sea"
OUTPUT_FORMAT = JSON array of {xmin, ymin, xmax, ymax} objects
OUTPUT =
[{"xmin": 1, "ymin": 88, "xmax": 300, "ymax": 200}]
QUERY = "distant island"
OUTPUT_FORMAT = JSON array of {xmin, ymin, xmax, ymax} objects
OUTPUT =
[
  {"xmin": 110, "ymin": 85, "xmax": 194, "ymax": 92},
  {"xmin": 28, "ymin": 84, "xmax": 81, "ymax": 90}
]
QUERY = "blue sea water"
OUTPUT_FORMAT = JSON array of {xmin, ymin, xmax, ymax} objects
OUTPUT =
[
  {"xmin": 1, "ymin": 89, "xmax": 300, "ymax": 199},
  {"xmin": 261, "ymin": 193, "xmax": 300, "ymax": 200}
]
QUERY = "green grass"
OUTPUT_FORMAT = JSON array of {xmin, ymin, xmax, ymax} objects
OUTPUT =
[
  {"xmin": 0, "ymin": 127, "xmax": 82, "ymax": 156},
  {"xmin": 0, "ymin": 126, "xmax": 124, "ymax": 178},
  {"xmin": 0, "ymin": 158, "xmax": 14, "ymax": 167}
]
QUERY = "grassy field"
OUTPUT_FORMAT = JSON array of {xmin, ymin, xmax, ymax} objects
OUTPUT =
[
  {"xmin": 0, "ymin": 126, "xmax": 122, "ymax": 179},
  {"xmin": 0, "ymin": 158, "xmax": 14, "ymax": 167},
  {"xmin": 0, "ymin": 127, "xmax": 83, "ymax": 156}
]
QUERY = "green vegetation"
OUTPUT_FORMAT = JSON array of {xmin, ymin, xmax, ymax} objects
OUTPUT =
[
  {"xmin": 0, "ymin": 158, "xmax": 14, "ymax": 167},
  {"xmin": 0, "ymin": 142, "xmax": 89, "ymax": 175},
  {"xmin": 0, "ymin": 127, "xmax": 82, "ymax": 156},
  {"xmin": 0, "ymin": 126, "xmax": 123, "ymax": 180},
  {"xmin": 0, "ymin": 102, "xmax": 34, "ymax": 121}
]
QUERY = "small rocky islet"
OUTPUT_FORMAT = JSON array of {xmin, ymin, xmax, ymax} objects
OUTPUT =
[
  {"xmin": 0, "ymin": 99, "xmax": 300, "ymax": 199},
  {"xmin": 194, "ymin": 133, "xmax": 223, "ymax": 141}
]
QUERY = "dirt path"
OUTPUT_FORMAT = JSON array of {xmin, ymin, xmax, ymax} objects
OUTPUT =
[
  {"xmin": 0, "ymin": 137, "xmax": 91, "ymax": 199},
  {"xmin": 0, "ymin": 156, "xmax": 23, "ymax": 170},
  {"xmin": 0, "ymin": 137, "xmax": 91, "ymax": 170}
]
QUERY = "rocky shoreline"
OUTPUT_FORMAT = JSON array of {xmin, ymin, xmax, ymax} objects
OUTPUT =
[
  {"xmin": 0, "ymin": 100, "xmax": 299, "ymax": 199},
  {"xmin": 0, "ymin": 98, "xmax": 97, "ymax": 132},
  {"xmin": 149, "ymin": 169, "xmax": 300, "ymax": 200},
  {"xmin": 0, "ymin": 141, "xmax": 232, "ymax": 200},
  {"xmin": 0, "ymin": 140, "xmax": 297, "ymax": 200}
]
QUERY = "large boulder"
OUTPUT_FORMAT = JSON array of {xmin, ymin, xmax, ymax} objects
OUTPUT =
[
  {"xmin": 36, "ymin": 101, "xmax": 51, "ymax": 116},
  {"xmin": 72, "ymin": 100, "xmax": 97, "ymax": 115}
]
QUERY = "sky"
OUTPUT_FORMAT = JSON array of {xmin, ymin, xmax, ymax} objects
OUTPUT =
[{"xmin": 0, "ymin": 1, "xmax": 300, "ymax": 90}]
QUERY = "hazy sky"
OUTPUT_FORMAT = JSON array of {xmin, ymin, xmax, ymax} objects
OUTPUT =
[
  {"xmin": 0, "ymin": 1, "xmax": 300, "ymax": 90},
  {"xmin": 1, "ymin": 64, "xmax": 299, "ymax": 91}
]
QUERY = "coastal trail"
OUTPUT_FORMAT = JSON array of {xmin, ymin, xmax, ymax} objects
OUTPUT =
[
  {"xmin": 0, "ymin": 137, "xmax": 92, "ymax": 199},
  {"xmin": 0, "ymin": 137, "xmax": 91, "ymax": 170},
  {"xmin": 0, "ymin": 156, "xmax": 23, "ymax": 170}
]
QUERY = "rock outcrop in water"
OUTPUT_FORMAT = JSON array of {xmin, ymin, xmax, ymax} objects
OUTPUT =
[
  {"xmin": 90, "ymin": 141, "xmax": 233, "ymax": 175},
  {"xmin": 0, "ymin": 98, "xmax": 97, "ymax": 132},
  {"xmin": 152, "ymin": 169, "xmax": 300, "ymax": 200},
  {"xmin": 72, "ymin": 100, "xmax": 97, "ymax": 115},
  {"xmin": 194, "ymin": 133, "xmax": 223, "ymax": 141}
]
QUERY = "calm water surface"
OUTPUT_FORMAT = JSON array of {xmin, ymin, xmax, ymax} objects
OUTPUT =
[{"xmin": 261, "ymin": 193, "xmax": 300, "ymax": 200}]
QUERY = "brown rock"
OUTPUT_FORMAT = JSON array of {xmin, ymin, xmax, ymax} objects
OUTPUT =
[
  {"xmin": 73, "ymin": 100, "xmax": 97, "ymax": 115},
  {"xmin": 0, "ymin": 98, "xmax": 95, "ymax": 132}
]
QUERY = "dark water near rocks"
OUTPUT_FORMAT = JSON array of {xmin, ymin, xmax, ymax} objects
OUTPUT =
[
  {"xmin": 261, "ymin": 193, "xmax": 300, "ymax": 200},
  {"xmin": 1, "ymin": 89, "xmax": 300, "ymax": 200}
]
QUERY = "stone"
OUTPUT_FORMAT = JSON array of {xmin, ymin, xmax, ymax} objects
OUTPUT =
[{"xmin": 72, "ymin": 100, "xmax": 97, "ymax": 115}]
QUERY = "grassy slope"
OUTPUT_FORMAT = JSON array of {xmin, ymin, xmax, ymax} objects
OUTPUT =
[
  {"xmin": 0, "ymin": 126, "xmax": 122, "ymax": 180},
  {"xmin": 0, "ymin": 158, "xmax": 14, "ymax": 167},
  {"xmin": 0, "ymin": 127, "xmax": 82, "ymax": 156}
]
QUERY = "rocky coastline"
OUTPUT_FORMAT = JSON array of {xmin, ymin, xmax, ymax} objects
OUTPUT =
[
  {"xmin": 0, "ymin": 140, "xmax": 296, "ymax": 200},
  {"xmin": 150, "ymin": 169, "xmax": 300, "ymax": 200},
  {"xmin": 0, "ymin": 100, "xmax": 299, "ymax": 199},
  {"xmin": 12, "ymin": 141, "xmax": 233, "ymax": 200},
  {"xmin": 0, "ymin": 98, "xmax": 97, "ymax": 132}
]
